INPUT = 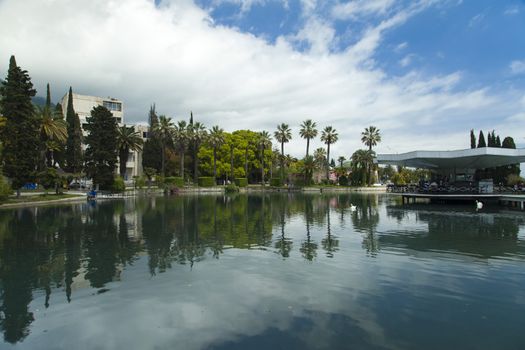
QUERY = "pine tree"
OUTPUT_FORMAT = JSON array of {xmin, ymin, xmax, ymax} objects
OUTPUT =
[
  {"xmin": 142, "ymin": 105, "xmax": 162, "ymax": 172},
  {"xmin": 64, "ymin": 87, "xmax": 83, "ymax": 173},
  {"xmin": 487, "ymin": 131, "xmax": 493, "ymax": 147},
  {"xmin": 0, "ymin": 56, "xmax": 40, "ymax": 192},
  {"xmin": 84, "ymin": 106, "xmax": 118, "ymax": 190},
  {"xmin": 495, "ymin": 135, "xmax": 501, "ymax": 147},
  {"xmin": 470, "ymin": 129, "xmax": 476, "ymax": 149},
  {"xmin": 148, "ymin": 104, "xmax": 158, "ymax": 130},
  {"xmin": 477, "ymin": 130, "xmax": 486, "ymax": 148}
]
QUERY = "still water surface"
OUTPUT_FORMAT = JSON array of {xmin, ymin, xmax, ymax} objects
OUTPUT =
[{"xmin": 0, "ymin": 193, "xmax": 524, "ymax": 349}]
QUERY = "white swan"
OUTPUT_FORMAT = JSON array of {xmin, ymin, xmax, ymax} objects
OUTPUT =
[
  {"xmin": 476, "ymin": 200, "xmax": 483, "ymax": 210},
  {"xmin": 350, "ymin": 204, "xmax": 357, "ymax": 211}
]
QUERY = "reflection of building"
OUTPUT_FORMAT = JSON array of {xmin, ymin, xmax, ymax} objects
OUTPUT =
[{"xmin": 60, "ymin": 92, "xmax": 146, "ymax": 179}]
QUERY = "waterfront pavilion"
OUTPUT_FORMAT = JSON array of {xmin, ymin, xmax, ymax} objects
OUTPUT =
[{"xmin": 377, "ymin": 147, "xmax": 525, "ymax": 183}]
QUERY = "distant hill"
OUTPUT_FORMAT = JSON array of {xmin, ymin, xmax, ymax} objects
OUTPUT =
[{"xmin": 32, "ymin": 95, "xmax": 46, "ymax": 107}]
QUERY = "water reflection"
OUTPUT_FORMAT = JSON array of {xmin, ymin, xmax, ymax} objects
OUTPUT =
[{"xmin": 0, "ymin": 194, "xmax": 523, "ymax": 347}]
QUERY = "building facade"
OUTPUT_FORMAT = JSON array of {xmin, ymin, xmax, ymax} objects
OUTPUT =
[{"xmin": 61, "ymin": 92, "xmax": 145, "ymax": 180}]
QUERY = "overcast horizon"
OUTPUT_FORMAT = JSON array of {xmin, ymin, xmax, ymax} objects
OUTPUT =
[{"xmin": 1, "ymin": 0, "xmax": 524, "ymax": 159}]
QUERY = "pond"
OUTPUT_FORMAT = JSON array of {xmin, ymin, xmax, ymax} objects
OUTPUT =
[{"xmin": 0, "ymin": 193, "xmax": 524, "ymax": 349}]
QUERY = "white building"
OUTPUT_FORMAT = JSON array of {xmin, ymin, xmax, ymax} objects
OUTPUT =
[{"xmin": 61, "ymin": 92, "xmax": 146, "ymax": 180}]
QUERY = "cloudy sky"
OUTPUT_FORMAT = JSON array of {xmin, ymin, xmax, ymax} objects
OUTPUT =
[{"xmin": 0, "ymin": 0, "xmax": 524, "ymax": 158}]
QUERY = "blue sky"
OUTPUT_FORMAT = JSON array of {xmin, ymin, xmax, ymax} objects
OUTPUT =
[{"xmin": 1, "ymin": 0, "xmax": 524, "ymax": 156}]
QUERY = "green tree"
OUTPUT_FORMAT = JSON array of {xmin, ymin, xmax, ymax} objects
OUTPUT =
[
  {"xmin": 258, "ymin": 131, "xmax": 272, "ymax": 185},
  {"xmin": 470, "ymin": 129, "xmax": 476, "ymax": 149},
  {"xmin": 173, "ymin": 121, "xmax": 188, "ymax": 179},
  {"xmin": 84, "ymin": 106, "xmax": 118, "ymax": 190},
  {"xmin": 116, "ymin": 125, "xmax": 143, "ymax": 178},
  {"xmin": 321, "ymin": 126, "xmax": 338, "ymax": 181},
  {"xmin": 64, "ymin": 87, "xmax": 83, "ymax": 173},
  {"xmin": 274, "ymin": 123, "xmax": 292, "ymax": 181},
  {"xmin": 361, "ymin": 125, "xmax": 381, "ymax": 185},
  {"xmin": 35, "ymin": 96, "xmax": 67, "ymax": 168},
  {"xmin": 0, "ymin": 56, "xmax": 40, "ymax": 193},
  {"xmin": 299, "ymin": 119, "xmax": 317, "ymax": 158},
  {"xmin": 188, "ymin": 121, "xmax": 207, "ymax": 182},
  {"xmin": 351, "ymin": 149, "xmax": 374, "ymax": 186},
  {"xmin": 208, "ymin": 126, "xmax": 225, "ymax": 183},
  {"xmin": 156, "ymin": 115, "xmax": 174, "ymax": 177},
  {"xmin": 502, "ymin": 136, "xmax": 516, "ymax": 149},
  {"xmin": 477, "ymin": 130, "xmax": 486, "ymax": 147},
  {"xmin": 142, "ymin": 106, "xmax": 162, "ymax": 173}
]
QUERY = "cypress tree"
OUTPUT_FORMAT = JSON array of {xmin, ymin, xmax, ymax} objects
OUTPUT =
[
  {"xmin": 470, "ymin": 129, "xmax": 476, "ymax": 149},
  {"xmin": 53, "ymin": 102, "xmax": 65, "ymax": 168},
  {"xmin": 65, "ymin": 87, "xmax": 83, "ymax": 173},
  {"xmin": 142, "ymin": 106, "xmax": 162, "ymax": 172},
  {"xmin": 45, "ymin": 83, "xmax": 51, "ymax": 108},
  {"xmin": 0, "ymin": 56, "xmax": 40, "ymax": 192},
  {"xmin": 84, "ymin": 106, "xmax": 118, "ymax": 190},
  {"xmin": 477, "ymin": 130, "xmax": 486, "ymax": 148},
  {"xmin": 148, "ymin": 104, "xmax": 158, "ymax": 130},
  {"xmin": 487, "ymin": 131, "xmax": 493, "ymax": 147},
  {"xmin": 495, "ymin": 135, "xmax": 501, "ymax": 147}
]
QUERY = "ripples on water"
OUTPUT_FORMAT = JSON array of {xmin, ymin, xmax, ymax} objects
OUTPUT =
[{"xmin": 0, "ymin": 193, "xmax": 524, "ymax": 349}]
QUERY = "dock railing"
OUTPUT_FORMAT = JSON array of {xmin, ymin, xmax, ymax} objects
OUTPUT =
[{"xmin": 387, "ymin": 184, "xmax": 525, "ymax": 195}]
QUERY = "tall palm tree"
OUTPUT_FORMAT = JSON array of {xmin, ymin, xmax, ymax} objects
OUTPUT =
[
  {"xmin": 173, "ymin": 120, "xmax": 188, "ymax": 179},
  {"xmin": 156, "ymin": 115, "xmax": 174, "ymax": 177},
  {"xmin": 258, "ymin": 131, "xmax": 272, "ymax": 186},
  {"xmin": 361, "ymin": 126, "xmax": 381, "ymax": 185},
  {"xmin": 320, "ymin": 126, "xmax": 338, "ymax": 181},
  {"xmin": 361, "ymin": 126, "xmax": 381, "ymax": 151},
  {"xmin": 36, "ymin": 105, "xmax": 68, "ymax": 168},
  {"xmin": 188, "ymin": 121, "xmax": 207, "ymax": 182},
  {"xmin": 338, "ymin": 156, "xmax": 346, "ymax": 169},
  {"xmin": 274, "ymin": 123, "xmax": 292, "ymax": 181},
  {"xmin": 299, "ymin": 119, "xmax": 318, "ymax": 158},
  {"xmin": 116, "ymin": 125, "xmax": 144, "ymax": 178},
  {"xmin": 208, "ymin": 126, "xmax": 225, "ymax": 184}
]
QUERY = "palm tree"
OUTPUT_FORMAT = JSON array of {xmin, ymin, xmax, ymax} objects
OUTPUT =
[
  {"xmin": 173, "ymin": 121, "xmax": 188, "ymax": 179},
  {"xmin": 188, "ymin": 121, "xmax": 207, "ymax": 182},
  {"xmin": 116, "ymin": 125, "xmax": 144, "ymax": 178},
  {"xmin": 351, "ymin": 149, "xmax": 374, "ymax": 186},
  {"xmin": 361, "ymin": 126, "xmax": 381, "ymax": 185},
  {"xmin": 156, "ymin": 115, "xmax": 174, "ymax": 177},
  {"xmin": 36, "ymin": 105, "xmax": 67, "ymax": 168},
  {"xmin": 338, "ymin": 156, "xmax": 346, "ymax": 169},
  {"xmin": 258, "ymin": 131, "xmax": 272, "ymax": 186},
  {"xmin": 320, "ymin": 126, "xmax": 338, "ymax": 181},
  {"xmin": 208, "ymin": 126, "xmax": 225, "ymax": 184},
  {"xmin": 299, "ymin": 119, "xmax": 318, "ymax": 158},
  {"xmin": 274, "ymin": 123, "xmax": 292, "ymax": 181},
  {"xmin": 302, "ymin": 155, "xmax": 315, "ymax": 185}
]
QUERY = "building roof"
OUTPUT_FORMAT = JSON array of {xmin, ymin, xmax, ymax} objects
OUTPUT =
[{"xmin": 376, "ymin": 147, "xmax": 525, "ymax": 169}]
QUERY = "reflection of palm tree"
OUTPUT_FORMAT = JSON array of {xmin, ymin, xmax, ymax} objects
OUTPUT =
[
  {"xmin": 300, "ymin": 197, "xmax": 317, "ymax": 261},
  {"xmin": 351, "ymin": 195, "xmax": 380, "ymax": 256},
  {"xmin": 275, "ymin": 206, "xmax": 292, "ymax": 258},
  {"xmin": 321, "ymin": 204, "xmax": 339, "ymax": 257}
]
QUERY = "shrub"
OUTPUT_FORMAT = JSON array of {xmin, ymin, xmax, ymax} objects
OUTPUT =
[
  {"xmin": 134, "ymin": 176, "xmax": 146, "ymax": 189},
  {"xmin": 338, "ymin": 175, "xmax": 349, "ymax": 186},
  {"xmin": 270, "ymin": 178, "xmax": 282, "ymax": 187},
  {"xmin": 225, "ymin": 184, "xmax": 239, "ymax": 193},
  {"xmin": 112, "ymin": 176, "xmax": 126, "ymax": 192},
  {"xmin": 38, "ymin": 168, "xmax": 61, "ymax": 190},
  {"xmin": 165, "ymin": 176, "xmax": 184, "ymax": 187},
  {"xmin": 235, "ymin": 178, "xmax": 248, "ymax": 187},
  {"xmin": 198, "ymin": 177, "xmax": 215, "ymax": 187},
  {"xmin": 507, "ymin": 174, "xmax": 525, "ymax": 186},
  {"xmin": 0, "ymin": 175, "xmax": 12, "ymax": 202},
  {"xmin": 293, "ymin": 178, "xmax": 305, "ymax": 187}
]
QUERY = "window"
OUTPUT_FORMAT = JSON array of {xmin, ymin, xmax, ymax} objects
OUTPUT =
[{"xmin": 103, "ymin": 101, "xmax": 122, "ymax": 112}]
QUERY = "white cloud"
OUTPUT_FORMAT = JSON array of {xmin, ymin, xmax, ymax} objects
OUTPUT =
[
  {"xmin": 332, "ymin": 0, "xmax": 395, "ymax": 20},
  {"xmin": 0, "ymin": 0, "xmax": 523, "ymax": 158},
  {"xmin": 399, "ymin": 54, "xmax": 415, "ymax": 67},
  {"xmin": 394, "ymin": 41, "xmax": 408, "ymax": 53},
  {"xmin": 468, "ymin": 13, "xmax": 485, "ymax": 28},
  {"xmin": 504, "ymin": 6, "xmax": 520, "ymax": 16},
  {"xmin": 510, "ymin": 60, "xmax": 525, "ymax": 75}
]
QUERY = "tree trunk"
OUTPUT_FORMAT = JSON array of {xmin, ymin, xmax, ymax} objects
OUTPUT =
[
  {"xmin": 326, "ymin": 143, "xmax": 331, "ymax": 181},
  {"xmin": 261, "ymin": 147, "xmax": 265, "ymax": 186},
  {"xmin": 230, "ymin": 146, "xmax": 234, "ymax": 182},
  {"xmin": 213, "ymin": 147, "xmax": 217, "ymax": 185},
  {"xmin": 180, "ymin": 151, "xmax": 185, "ymax": 180},
  {"xmin": 306, "ymin": 138, "xmax": 310, "ymax": 158},
  {"xmin": 280, "ymin": 142, "xmax": 284, "ymax": 181},
  {"xmin": 193, "ymin": 145, "xmax": 198, "ymax": 183}
]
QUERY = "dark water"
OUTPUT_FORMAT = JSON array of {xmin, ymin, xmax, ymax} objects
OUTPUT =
[{"xmin": 0, "ymin": 193, "xmax": 524, "ymax": 350}]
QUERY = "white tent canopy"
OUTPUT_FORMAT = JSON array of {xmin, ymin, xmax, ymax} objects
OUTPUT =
[{"xmin": 376, "ymin": 147, "xmax": 525, "ymax": 169}]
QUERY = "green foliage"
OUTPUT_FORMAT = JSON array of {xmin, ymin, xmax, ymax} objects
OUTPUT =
[
  {"xmin": 477, "ymin": 130, "xmax": 486, "ymax": 148},
  {"xmin": 225, "ymin": 184, "xmax": 239, "ymax": 193},
  {"xmin": 134, "ymin": 176, "xmax": 146, "ymax": 189},
  {"xmin": 270, "ymin": 178, "xmax": 282, "ymax": 187},
  {"xmin": 84, "ymin": 106, "xmax": 118, "ymax": 190},
  {"xmin": 37, "ymin": 167, "xmax": 62, "ymax": 190},
  {"xmin": 506, "ymin": 174, "xmax": 525, "ymax": 186},
  {"xmin": 338, "ymin": 175, "xmax": 348, "ymax": 186},
  {"xmin": 234, "ymin": 178, "xmax": 248, "ymax": 187},
  {"xmin": 0, "ymin": 55, "xmax": 40, "ymax": 189},
  {"xmin": 470, "ymin": 129, "xmax": 476, "ymax": 149},
  {"xmin": 165, "ymin": 176, "xmax": 184, "ymax": 187},
  {"xmin": 198, "ymin": 177, "xmax": 215, "ymax": 187},
  {"xmin": 64, "ymin": 87, "xmax": 83, "ymax": 173},
  {"xmin": 142, "ymin": 135, "xmax": 162, "ymax": 173},
  {"xmin": 112, "ymin": 176, "xmax": 125, "ymax": 192},
  {"xmin": 391, "ymin": 172, "xmax": 406, "ymax": 186},
  {"xmin": 0, "ymin": 175, "xmax": 13, "ymax": 202}
]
